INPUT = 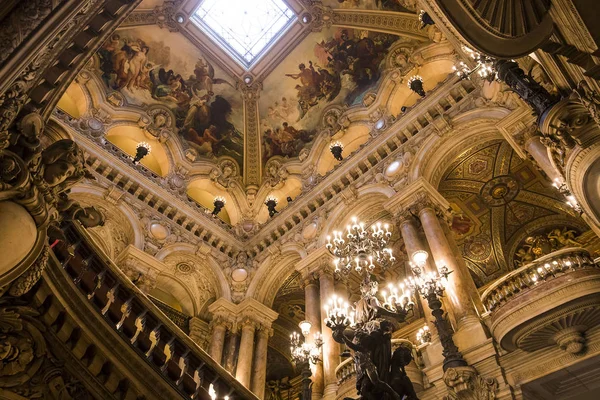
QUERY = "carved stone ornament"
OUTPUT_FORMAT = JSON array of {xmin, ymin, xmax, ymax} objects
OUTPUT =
[
  {"xmin": 321, "ymin": 105, "xmax": 349, "ymax": 134},
  {"xmin": 8, "ymin": 246, "xmax": 50, "ymax": 297},
  {"xmin": 0, "ymin": 301, "xmax": 92, "ymax": 399},
  {"xmin": 210, "ymin": 159, "xmax": 240, "ymax": 189},
  {"xmin": 264, "ymin": 159, "xmax": 289, "ymax": 188},
  {"xmin": 0, "ymin": 303, "xmax": 46, "ymax": 384},
  {"xmin": 144, "ymin": 106, "xmax": 175, "ymax": 142},
  {"xmin": 307, "ymin": 4, "xmax": 335, "ymax": 32},
  {"xmin": 153, "ymin": 0, "xmax": 184, "ymax": 32},
  {"xmin": 574, "ymin": 80, "xmax": 600, "ymax": 127},
  {"xmin": 443, "ymin": 366, "xmax": 499, "ymax": 400}
]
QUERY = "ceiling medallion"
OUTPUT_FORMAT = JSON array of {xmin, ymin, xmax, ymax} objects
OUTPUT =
[
  {"xmin": 176, "ymin": 263, "xmax": 195, "ymax": 275},
  {"xmin": 192, "ymin": 0, "xmax": 297, "ymax": 68},
  {"xmin": 480, "ymin": 176, "xmax": 520, "ymax": 207}
]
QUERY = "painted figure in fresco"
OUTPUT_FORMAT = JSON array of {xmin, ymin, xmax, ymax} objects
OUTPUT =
[
  {"xmin": 192, "ymin": 58, "xmax": 234, "ymax": 93},
  {"xmin": 336, "ymin": 0, "xmax": 410, "ymax": 11},
  {"xmin": 286, "ymin": 60, "xmax": 341, "ymax": 118},
  {"xmin": 97, "ymin": 34, "xmax": 244, "ymax": 170}
]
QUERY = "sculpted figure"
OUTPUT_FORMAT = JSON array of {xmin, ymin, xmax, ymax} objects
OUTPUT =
[{"xmin": 39, "ymin": 140, "xmax": 87, "ymax": 191}]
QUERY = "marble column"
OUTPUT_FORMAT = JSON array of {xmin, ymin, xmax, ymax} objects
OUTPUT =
[
  {"xmin": 304, "ymin": 274, "xmax": 324, "ymax": 399},
  {"xmin": 251, "ymin": 325, "xmax": 271, "ymax": 398},
  {"xmin": 319, "ymin": 268, "xmax": 340, "ymax": 400},
  {"xmin": 224, "ymin": 329, "xmax": 239, "ymax": 374},
  {"xmin": 235, "ymin": 319, "xmax": 256, "ymax": 388},
  {"xmin": 417, "ymin": 202, "xmax": 483, "ymax": 333},
  {"xmin": 208, "ymin": 317, "xmax": 228, "ymax": 365},
  {"xmin": 396, "ymin": 212, "xmax": 445, "ymax": 366},
  {"xmin": 523, "ymin": 133, "xmax": 563, "ymax": 182}
]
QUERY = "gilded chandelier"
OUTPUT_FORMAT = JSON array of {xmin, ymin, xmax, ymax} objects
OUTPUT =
[
  {"xmin": 326, "ymin": 216, "xmax": 396, "ymax": 277},
  {"xmin": 290, "ymin": 321, "xmax": 323, "ymax": 365}
]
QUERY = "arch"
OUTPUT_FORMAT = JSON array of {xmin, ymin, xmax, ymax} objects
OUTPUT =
[
  {"xmin": 106, "ymin": 125, "xmax": 170, "ymax": 177},
  {"xmin": 247, "ymin": 251, "xmax": 303, "ymax": 307},
  {"xmin": 186, "ymin": 178, "xmax": 240, "ymax": 225},
  {"xmin": 387, "ymin": 58, "xmax": 456, "ymax": 117},
  {"xmin": 56, "ymin": 81, "xmax": 88, "ymax": 118},
  {"xmin": 69, "ymin": 184, "xmax": 144, "ymax": 250},
  {"xmin": 68, "ymin": 187, "xmax": 140, "ymax": 258},
  {"xmin": 411, "ymin": 108, "xmax": 511, "ymax": 187},
  {"xmin": 156, "ymin": 244, "xmax": 232, "ymax": 303},
  {"xmin": 150, "ymin": 274, "xmax": 197, "ymax": 316},
  {"xmin": 316, "ymin": 124, "xmax": 371, "ymax": 176},
  {"xmin": 255, "ymin": 177, "xmax": 303, "ymax": 224}
]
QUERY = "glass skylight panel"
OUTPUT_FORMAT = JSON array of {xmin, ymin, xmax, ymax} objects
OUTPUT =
[{"xmin": 193, "ymin": 0, "xmax": 296, "ymax": 67}]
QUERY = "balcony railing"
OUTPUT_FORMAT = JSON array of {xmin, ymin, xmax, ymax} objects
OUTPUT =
[
  {"xmin": 150, "ymin": 295, "xmax": 191, "ymax": 334},
  {"xmin": 481, "ymin": 247, "xmax": 598, "ymax": 312},
  {"xmin": 53, "ymin": 221, "xmax": 257, "ymax": 400}
]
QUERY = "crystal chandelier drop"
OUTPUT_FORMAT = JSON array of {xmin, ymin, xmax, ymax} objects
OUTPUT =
[{"xmin": 326, "ymin": 217, "xmax": 396, "ymax": 277}]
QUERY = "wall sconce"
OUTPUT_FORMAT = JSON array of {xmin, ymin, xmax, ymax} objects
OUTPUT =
[
  {"xmin": 408, "ymin": 75, "xmax": 426, "ymax": 97},
  {"xmin": 212, "ymin": 196, "xmax": 226, "ymax": 216},
  {"xmin": 265, "ymin": 196, "xmax": 278, "ymax": 217},
  {"xmin": 330, "ymin": 141, "xmax": 344, "ymax": 161},
  {"xmin": 132, "ymin": 142, "xmax": 151, "ymax": 165},
  {"xmin": 417, "ymin": 325, "xmax": 432, "ymax": 345},
  {"xmin": 418, "ymin": 10, "xmax": 435, "ymax": 28}
]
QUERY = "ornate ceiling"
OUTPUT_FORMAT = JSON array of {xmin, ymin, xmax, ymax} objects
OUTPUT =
[
  {"xmin": 55, "ymin": 0, "xmax": 455, "ymax": 231},
  {"xmin": 439, "ymin": 139, "xmax": 589, "ymax": 287}
]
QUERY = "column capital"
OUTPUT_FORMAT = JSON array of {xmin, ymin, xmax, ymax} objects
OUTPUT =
[
  {"xmin": 208, "ymin": 298, "xmax": 237, "ymax": 331},
  {"xmin": 237, "ymin": 297, "xmax": 279, "ymax": 328},
  {"xmin": 384, "ymin": 177, "xmax": 450, "ymax": 217}
]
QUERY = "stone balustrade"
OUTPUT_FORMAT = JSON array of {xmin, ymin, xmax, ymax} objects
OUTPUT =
[
  {"xmin": 481, "ymin": 247, "xmax": 600, "ymax": 354},
  {"xmin": 54, "ymin": 221, "xmax": 258, "ymax": 400},
  {"xmin": 482, "ymin": 248, "xmax": 598, "ymax": 312},
  {"xmin": 335, "ymin": 357, "xmax": 355, "ymax": 385}
]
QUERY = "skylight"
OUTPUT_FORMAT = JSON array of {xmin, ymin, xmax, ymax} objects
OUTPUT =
[{"xmin": 193, "ymin": 0, "xmax": 296, "ymax": 68}]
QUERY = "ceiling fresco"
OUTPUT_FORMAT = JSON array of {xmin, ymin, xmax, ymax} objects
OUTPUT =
[
  {"xmin": 324, "ymin": 0, "xmax": 413, "ymax": 12},
  {"xmin": 259, "ymin": 27, "xmax": 401, "ymax": 162},
  {"xmin": 439, "ymin": 140, "xmax": 589, "ymax": 287},
  {"xmin": 95, "ymin": 25, "xmax": 245, "ymax": 170}
]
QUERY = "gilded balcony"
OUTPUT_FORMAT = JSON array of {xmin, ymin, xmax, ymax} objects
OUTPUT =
[{"xmin": 481, "ymin": 248, "xmax": 600, "ymax": 354}]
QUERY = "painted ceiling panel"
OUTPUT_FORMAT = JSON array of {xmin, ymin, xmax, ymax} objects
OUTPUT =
[{"xmin": 440, "ymin": 140, "xmax": 589, "ymax": 286}]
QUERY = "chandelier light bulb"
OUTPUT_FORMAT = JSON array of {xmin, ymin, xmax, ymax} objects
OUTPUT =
[
  {"xmin": 299, "ymin": 320, "xmax": 312, "ymax": 337},
  {"xmin": 454, "ymin": 46, "xmax": 498, "ymax": 81},
  {"xmin": 416, "ymin": 325, "xmax": 432, "ymax": 345},
  {"xmin": 412, "ymin": 250, "xmax": 429, "ymax": 267}
]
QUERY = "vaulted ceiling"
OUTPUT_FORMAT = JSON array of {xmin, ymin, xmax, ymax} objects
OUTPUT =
[
  {"xmin": 439, "ymin": 139, "xmax": 590, "ymax": 287},
  {"xmin": 56, "ymin": 0, "xmax": 455, "ymax": 229}
]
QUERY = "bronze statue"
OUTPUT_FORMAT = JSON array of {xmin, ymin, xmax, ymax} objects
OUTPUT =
[{"xmin": 330, "ymin": 278, "xmax": 419, "ymax": 400}]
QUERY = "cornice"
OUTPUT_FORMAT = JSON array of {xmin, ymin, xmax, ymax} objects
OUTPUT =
[
  {"xmin": 383, "ymin": 176, "xmax": 450, "ymax": 216},
  {"xmin": 237, "ymin": 297, "xmax": 279, "ymax": 323},
  {"xmin": 245, "ymin": 77, "xmax": 473, "ymax": 254},
  {"xmin": 295, "ymin": 246, "xmax": 337, "ymax": 275}
]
